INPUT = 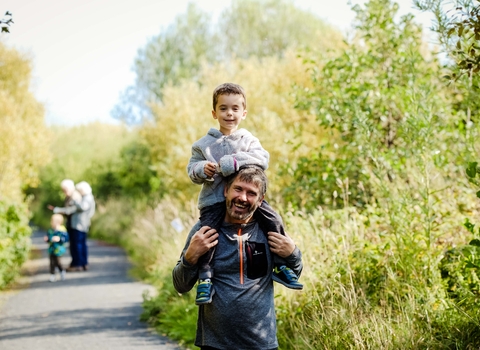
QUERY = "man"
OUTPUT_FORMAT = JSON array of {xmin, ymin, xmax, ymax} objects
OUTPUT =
[
  {"xmin": 173, "ymin": 166, "xmax": 303, "ymax": 350},
  {"xmin": 48, "ymin": 179, "xmax": 93, "ymax": 271}
]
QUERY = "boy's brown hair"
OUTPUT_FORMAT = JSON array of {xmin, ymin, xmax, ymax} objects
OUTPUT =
[{"xmin": 212, "ymin": 83, "xmax": 247, "ymax": 110}]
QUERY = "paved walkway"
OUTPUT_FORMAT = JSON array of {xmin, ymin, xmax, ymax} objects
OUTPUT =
[{"xmin": 0, "ymin": 230, "xmax": 181, "ymax": 350}]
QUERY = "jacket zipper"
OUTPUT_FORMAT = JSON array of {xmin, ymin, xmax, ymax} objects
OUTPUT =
[{"xmin": 238, "ymin": 228, "xmax": 244, "ymax": 284}]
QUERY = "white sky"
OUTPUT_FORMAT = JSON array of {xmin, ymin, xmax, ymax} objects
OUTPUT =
[{"xmin": 1, "ymin": 0, "xmax": 434, "ymax": 125}]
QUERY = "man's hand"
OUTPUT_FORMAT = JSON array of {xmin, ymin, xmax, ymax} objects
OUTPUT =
[
  {"xmin": 184, "ymin": 226, "xmax": 219, "ymax": 265},
  {"xmin": 267, "ymin": 231, "xmax": 296, "ymax": 258},
  {"xmin": 204, "ymin": 162, "xmax": 217, "ymax": 179}
]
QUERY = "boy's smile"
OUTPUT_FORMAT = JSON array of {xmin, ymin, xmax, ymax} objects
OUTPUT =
[{"xmin": 212, "ymin": 94, "xmax": 247, "ymax": 135}]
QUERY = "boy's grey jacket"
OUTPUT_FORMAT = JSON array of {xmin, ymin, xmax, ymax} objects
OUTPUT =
[
  {"xmin": 187, "ymin": 128, "xmax": 270, "ymax": 209},
  {"xmin": 172, "ymin": 220, "xmax": 303, "ymax": 349},
  {"xmin": 54, "ymin": 193, "xmax": 95, "ymax": 232}
]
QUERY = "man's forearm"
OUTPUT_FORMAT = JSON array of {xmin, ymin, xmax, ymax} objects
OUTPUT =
[
  {"xmin": 172, "ymin": 256, "xmax": 199, "ymax": 294},
  {"xmin": 286, "ymin": 246, "xmax": 303, "ymax": 278}
]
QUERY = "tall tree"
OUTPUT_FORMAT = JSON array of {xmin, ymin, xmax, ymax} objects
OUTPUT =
[
  {"xmin": 112, "ymin": 3, "xmax": 215, "ymax": 123},
  {"xmin": 113, "ymin": 0, "xmax": 341, "ymax": 124},
  {"xmin": 286, "ymin": 0, "xmax": 449, "ymax": 210},
  {"xmin": 0, "ymin": 41, "xmax": 50, "ymax": 202},
  {"xmin": 218, "ymin": 0, "xmax": 341, "ymax": 60}
]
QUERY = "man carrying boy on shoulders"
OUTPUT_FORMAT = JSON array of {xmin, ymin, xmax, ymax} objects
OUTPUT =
[{"xmin": 173, "ymin": 166, "xmax": 303, "ymax": 350}]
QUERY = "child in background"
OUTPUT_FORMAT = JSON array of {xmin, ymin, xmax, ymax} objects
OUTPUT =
[
  {"xmin": 44, "ymin": 214, "xmax": 68, "ymax": 282},
  {"xmin": 187, "ymin": 82, "xmax": 303, "ymax": 305}
]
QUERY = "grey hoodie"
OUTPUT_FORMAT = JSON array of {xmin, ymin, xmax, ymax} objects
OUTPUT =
[
  {"xmin": 54, "ymin": 193, "xmax": 95, "ymax": 232},
  {"xmin": 187, "ymin": 128, "xmax": 269, "ymax": 209},
  {"xmin": 172, "ymin": 220, "xmax": 303, "ymax": 349}
]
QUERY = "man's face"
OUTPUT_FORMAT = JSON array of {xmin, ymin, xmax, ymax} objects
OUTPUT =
[
  {"xmin": 224, "ymin": 177, "xmax": 264, "ymax": 224},
  {"xmin": 61, "ymin": 186, "xmax": 73, "ymax": 197}
]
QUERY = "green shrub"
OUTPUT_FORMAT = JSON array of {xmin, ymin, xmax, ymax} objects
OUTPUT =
[{"xmin": 0, "ymin": 200, "xmax": 31, "ymax": 289}]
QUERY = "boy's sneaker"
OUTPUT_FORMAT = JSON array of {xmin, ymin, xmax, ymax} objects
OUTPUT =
[
  {"xmin": 49, "ymin": 274, "xmax": 57, "ymax": 283},
  {"xmin": 272, "ymin": 265, "xmax": 303, "ymax": 290},
  {"xmin": 195, "ymin": 279, "xmax": 215, "ymax": 305},
  {"xmin": 60, "ymin": 270, "xmax": 66, "ymax": 281}
]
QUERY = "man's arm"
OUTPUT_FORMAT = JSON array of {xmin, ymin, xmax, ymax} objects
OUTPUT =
[
  {"xmin": 172, "ymin": 223, "xmax": 219, "ymax": 293},
  {"xmin": 267, "ymin": 231, "xmax": 303, "ymax": 278}
]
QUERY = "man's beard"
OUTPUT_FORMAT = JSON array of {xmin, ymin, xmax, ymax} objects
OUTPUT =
[{"xmin": 226, "ymin": 198, "xmax": 258, "ymax": 222}]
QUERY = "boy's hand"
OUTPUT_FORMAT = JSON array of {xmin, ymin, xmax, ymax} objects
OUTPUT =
[
  {"xmin": 43, "ymin": 236, "xmax": 48, "ymax": 242},
  {"xmin": 51, "ymin": 236, "xmax": 61, "ymax": 242},
  {"xmin": 204, "ymin": 162, "xmax": 217, "ymax": 178}
]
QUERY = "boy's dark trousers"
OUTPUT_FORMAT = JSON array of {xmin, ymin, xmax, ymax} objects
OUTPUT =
[
  {"xmin": 49, "ymin": 254, "xmax": 63, "ymax": 274},
  {"xmin": 198, "ymin": 200, "xmax": 287, "ymax": 280}
]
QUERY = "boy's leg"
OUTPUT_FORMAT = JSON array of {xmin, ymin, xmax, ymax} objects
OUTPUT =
[
  {"xmin": 57, "ymin": 256, "xmax": 66, "ymax": 280},
  {"xmin": 195, "ymin": 202, "xmax": 225, "ymax": 305},
  {"xmin": 49, "ymin": 254, "xmax": 55, "ymax": 274},
  {"xmin": 254, "ymin": 201, "xmax": 303, "ymax": 290},
  {"xmin": 49, "ymin": 255, "xmax": 56, "ymax": 282}
]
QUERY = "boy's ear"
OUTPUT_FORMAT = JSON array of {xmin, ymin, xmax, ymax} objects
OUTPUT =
[
  {"xmin": 242, "ymin": 109, "xmax": 247, "ymax": 119},
  {"xmin": 212, "ymin": 110, "xmax": 218, "ymax": 120}
]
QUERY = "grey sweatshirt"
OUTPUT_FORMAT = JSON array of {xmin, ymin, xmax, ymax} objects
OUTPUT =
[
  {"xmin": 187, "ymin": 128, "xmax": 270, "ymax": 209},
  {"xmin": 172, "ymin": 220, "xmax": 303, "ymax": 349},
  {"xmin": 54, "ymin": 193, "xmax": 95, "ymax": 232}
]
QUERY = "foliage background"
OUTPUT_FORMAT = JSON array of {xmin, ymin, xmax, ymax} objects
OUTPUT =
[
  {"xmin": 0, "ymin": 40, "xmax": 48, "ymax": 288},
  {"xmin": 5, "ymin": 0, "xmax": 480, "ymax": 348}
]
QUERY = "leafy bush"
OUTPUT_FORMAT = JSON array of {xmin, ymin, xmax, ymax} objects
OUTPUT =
[{"xmin": 0, "ymin": 200, "xmax": 31, "ymax": 289}]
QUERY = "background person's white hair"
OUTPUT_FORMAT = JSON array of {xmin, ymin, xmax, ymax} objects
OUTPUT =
[
  {"xmin": 60, "ymin": 179, "xmax": 75, "ymax": 190},
  {"xmin": 76, "ymin": 181, "xmax": 92, "ymax": 195}
]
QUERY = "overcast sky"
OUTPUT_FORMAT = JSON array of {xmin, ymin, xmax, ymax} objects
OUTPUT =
[{"xmin": 1, "ymin": 0, "xmax": 433, "ymax": 125}]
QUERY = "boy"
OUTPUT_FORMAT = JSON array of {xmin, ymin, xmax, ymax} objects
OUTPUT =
[
  {"xmin": 187, "ymin": 82, "xmax": 303, "ymax": 305},
  {"xmin": 44, "ymin": 214, "xmax": 68, "ymax": 282}
]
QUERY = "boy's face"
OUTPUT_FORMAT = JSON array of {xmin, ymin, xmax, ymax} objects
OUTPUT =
[
  {"xmin": 212, "ymin": 94, "xmax": 247, "ymax": 135},
  {"xmin": 50, "ymin": 218, "xmax": 59, "ymax": 229}
]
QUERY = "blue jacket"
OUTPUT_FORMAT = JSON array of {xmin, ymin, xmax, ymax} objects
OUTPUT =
[{"xmin": 46, "ymin": 225, "xmax": 68, "ymax": 257}]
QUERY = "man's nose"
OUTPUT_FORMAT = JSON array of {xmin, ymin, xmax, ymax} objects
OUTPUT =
[{"xmin": 238, "ymin": 191, "xmax": 247, "ymax": 201}]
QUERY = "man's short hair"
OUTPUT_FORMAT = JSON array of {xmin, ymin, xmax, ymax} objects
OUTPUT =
[
  {"xmin": 76, "ymin": 181, "xmax": 92, "ymax": 195},
  {"xmin": 60, "ymin": 179, "xmax": 75, "ymax": 190},
  {"xmin": 225, "ymin": 165, "xmax": 267, "ymax": 197},
  {"xmin": 212, "ymin": 83, "xmax": 247, "ymax": 110}
]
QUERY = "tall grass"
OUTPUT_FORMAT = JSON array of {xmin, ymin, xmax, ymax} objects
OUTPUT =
[{"xmin": 91, "ymin": 160, "xmax": 480, "ymax": 349}]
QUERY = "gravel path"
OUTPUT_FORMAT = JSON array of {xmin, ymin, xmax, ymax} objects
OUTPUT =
[{"xmin": 0, "ymin": 230, "xmax": 181, "ymax": 350}]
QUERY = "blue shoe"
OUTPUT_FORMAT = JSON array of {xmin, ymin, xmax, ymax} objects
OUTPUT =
[
  {"xmin": 272, "ymin": 265, "xmax": 303, "ymax": 290},
  {"xmin": 195, "ymin": 279, "xmax": 215, "ymax": 305}
]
